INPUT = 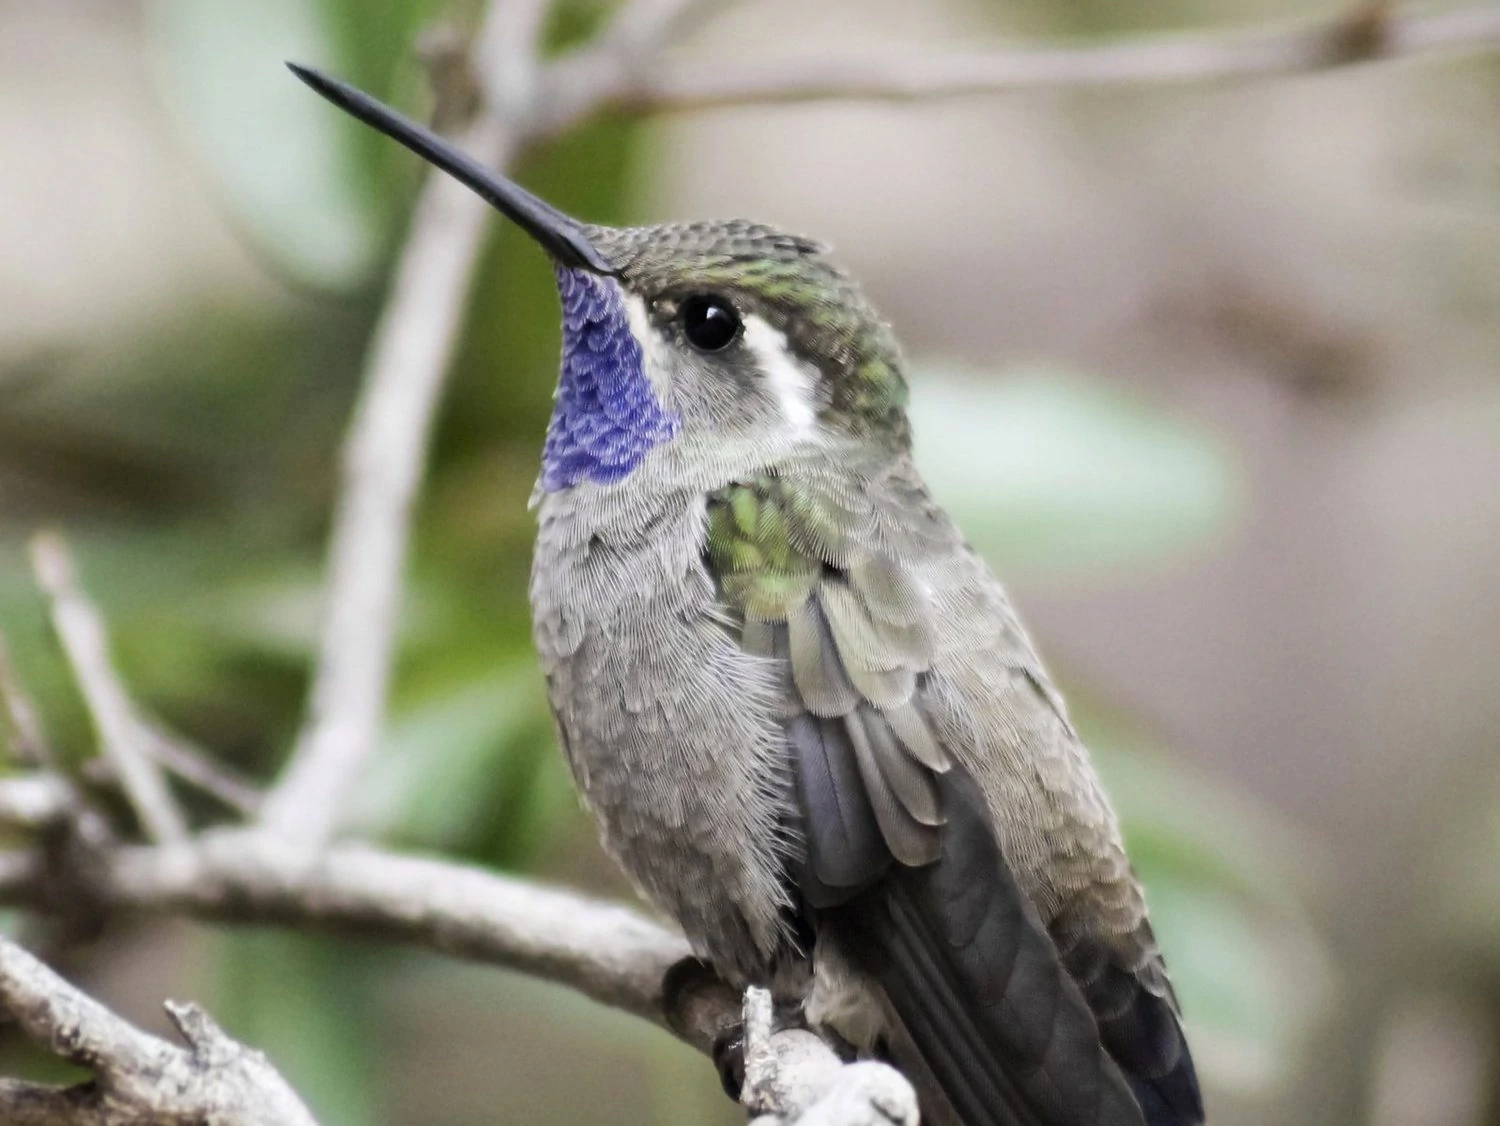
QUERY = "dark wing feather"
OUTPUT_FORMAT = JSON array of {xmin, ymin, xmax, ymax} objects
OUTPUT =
[
  {"xmin": 705, "ymin": 473, "xmax": 1202, "ymax": 1126},
  {"xmin": 828, "ymin": 769, "xmax": 1149, "ymax": 1126},
  {"xmin": 1054, "ymin": 919, "xmax": 1204, "ymax": 1126},
  {"xmin": 787, "ymin": 712, "xmax": 887, "ymax": 898}
]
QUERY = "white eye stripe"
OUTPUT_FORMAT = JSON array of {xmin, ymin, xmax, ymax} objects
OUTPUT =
[{"xmin": 741, "ymin": 314, "xmax": 819, "ymax": 435}]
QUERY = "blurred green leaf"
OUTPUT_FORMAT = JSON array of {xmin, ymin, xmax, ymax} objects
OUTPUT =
[
  {"xmin": 210, "ymin": 932, "xmax": 379, "ymax": 1126},
  {"xmin": 1076, "ymin": 706, "xmax": 1332, "ymax": 1095},
  {"xmin": 1087, "ymin": 726, "xmax": 1322, "ymax": 911},
  {"xmin": 148, "ymin": 0, "xmax": 386, "ymax": 288},
  {"xmin": 909, "ymin": 365, "xmax": 1242, "ymax": 576},
  {"xmin": 1145, "ymin": 881, "xmax": 1291, "ymax": 1093},
  {"xmin": 345, "ymin": 661, "xmax": 558, "ymax": 857}
]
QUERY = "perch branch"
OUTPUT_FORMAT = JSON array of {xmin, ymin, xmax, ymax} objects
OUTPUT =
[
  {"xmin": 742, "ymin": 988, "xmax": 917, "ymax": 1126},
  {"xmin": 4, "ymin": 834, "xmax": 691, "ymax": 1035},
  {"xmin": 539, "ymin": 1, "xmax": 1500, "ymax": 128},
  {"xmin": 0, "ymin": 831, "xmax": 910, "ymax": 1124},
  {"xmin": 0, "ymin": 934, "xmax": 318, "ymax": 1125}
]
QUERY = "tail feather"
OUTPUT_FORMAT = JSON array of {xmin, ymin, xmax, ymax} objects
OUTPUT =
[{"xmin": 826, "ymin": 769, "xmax": 1151, "ymax": 1126}]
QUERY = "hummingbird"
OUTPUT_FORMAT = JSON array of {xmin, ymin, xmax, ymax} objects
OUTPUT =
[{"xmin": 291, "ymin": 64, "xmax": 1203, "ymax": 1126}]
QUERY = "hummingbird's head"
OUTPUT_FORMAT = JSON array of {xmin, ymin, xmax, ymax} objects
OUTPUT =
[{"xmin": 291, "ymin": 65, "xmax": 910, "ymax": 494}]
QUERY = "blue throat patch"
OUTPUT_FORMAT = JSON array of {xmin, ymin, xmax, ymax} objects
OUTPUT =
[{"xmin": 540, "ymin": 267, "xmax": 679, "ymax": 492}]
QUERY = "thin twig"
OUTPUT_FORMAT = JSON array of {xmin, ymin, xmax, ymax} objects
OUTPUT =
[
  {"xmin": 0, "ymin": 630, "xmax": 53, "ymax": 770},
  {"xmin": 135, "ymin": 721, "xmax": 262, "ymax": 817},
  {"xmin": 0, "ymin": 628, "xmax": 113, "ymax": 853},
  {"xmin": 539, "ymin": 2, "xmax": 1500, "ymax": 130},
  {"xmin": 594, "ymin": 0, "xmax": 735, "ymax": 54},
  {"xmin": 258, "ymin": 0, "xmax": 552, "ymax": 845},
  {"xmin": 29, "ymin": 535, "xmax": 186, "ymax": 844},
  {"xmin": 534, "ymin": 0, "xmax": 736, "ymax": 136},
  {"xmin": 743, "ymin": 985, "xmax": 781, "ymax": 1113}
]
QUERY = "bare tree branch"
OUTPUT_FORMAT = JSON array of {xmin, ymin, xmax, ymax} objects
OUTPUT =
[
  {"xmin": 0, "ymin": 934, "xmax": 318, "ymax": 1125},
  {"xmin": 30, "ymin": 535, "xmax": 186, "ymax": 845},
  {"xmin": 594, "ymin": 0, "xmax": 737, "ymax": 55},
  {"xmin": 0, "ymin": 830, "xmax": 912, "ymax": 1125},
  {"xmin": 12, "ymin": 834, "xmax": 692, "ymax": 1033},
  {"xmin": 539, "ymin": 2, "xmax": 1500, "ymax": 129}
]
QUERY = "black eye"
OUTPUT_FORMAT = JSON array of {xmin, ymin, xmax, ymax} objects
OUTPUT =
[{"xmin": 680, "ymin": 294, "xmax": 742, "ymax": 352}]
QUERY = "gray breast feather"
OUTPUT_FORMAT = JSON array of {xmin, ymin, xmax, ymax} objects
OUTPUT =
[{"xmin": 531, "ymin": 486, "xmax": 798, "ymax": 980}]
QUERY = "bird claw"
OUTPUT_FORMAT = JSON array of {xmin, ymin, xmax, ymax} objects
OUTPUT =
[
  {"xmin": 713, "ymin": 1026, "xmax": 748, "ymax": 1101},
  {"xmin": 659, "ymin": 955, "xmax": 748, "ymax": 1098}
]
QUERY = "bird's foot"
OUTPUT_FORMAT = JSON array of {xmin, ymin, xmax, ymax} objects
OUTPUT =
[
  {"xmin": 715, "ymin": 990, "xmax": 811, "ymax": 1101},
  {"xmin": 660, "ymin": 956, "xmax": 747, "ymax": 1099},
  {"xmin": 713, "ymin": 1026, "xmax": 747, "ymax": 1101}
]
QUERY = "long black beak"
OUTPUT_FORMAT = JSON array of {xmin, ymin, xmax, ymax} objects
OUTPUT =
[{"xmin": 287, "ymin": 62, "xmax": 615, "ymax": 275}]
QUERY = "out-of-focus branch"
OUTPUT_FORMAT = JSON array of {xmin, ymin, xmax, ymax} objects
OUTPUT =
[
  {"xmin": 0, "ymin": 628, "xmax": 110, "ymax": 856},
  {"xmin": 583, "ymin": 0, "xmax": 736, "ymax": 67},
  {"xmin": 534, "ymin": 0, "xmax": 736, "ymax": 134},
  {"xmin": 540, "ymin": 2, "xmax": 1500, "ymax": 128},
  {"xmin": 0, "ymin": 934, "xmax": 318, "ymax": 1125},
  {"xmin": 30, "ymin": 535, "xmax": 185, "ymax": 845},
  {"xmin": 96, "ymin": 835, "xmax": 693, "ymax": 1034},
  {"xmin": 134, "ymin": 721, "xmax": 262, "ymax": 817}
]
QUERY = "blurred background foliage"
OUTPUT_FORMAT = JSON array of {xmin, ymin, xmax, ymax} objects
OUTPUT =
[{"xmin": 1, "ymin": 0, "xmax": 1498, "ymax": 1123}]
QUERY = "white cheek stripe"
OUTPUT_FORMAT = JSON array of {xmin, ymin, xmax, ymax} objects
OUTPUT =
[
  {"xmin": 622, "ymin": 298, "xmax": 820, "ymax": 436},
  {"xmin": 742, "ymin": 314, "xmax": 819, "ymax": 436},
  {"xmin": 624, "ymin": 293, "xmax": 674, "ymax": 397}
]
